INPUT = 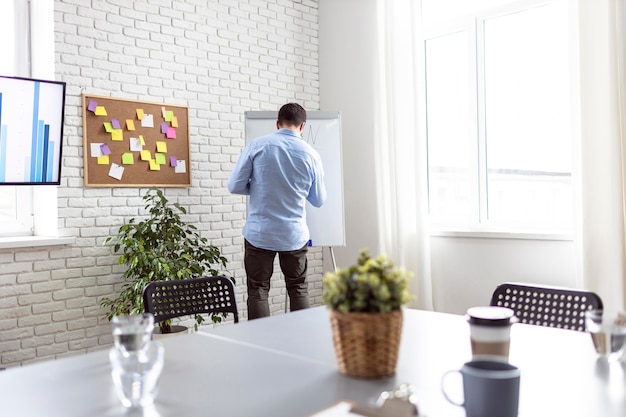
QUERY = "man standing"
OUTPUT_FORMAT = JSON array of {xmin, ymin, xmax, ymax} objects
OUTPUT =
[{"xmin": 228, "ymin": 103, "xmax": 327, "ymax": 320}]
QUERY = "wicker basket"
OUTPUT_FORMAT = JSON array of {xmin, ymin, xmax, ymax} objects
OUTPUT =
[{"xmin": 329, "ymin": 309, "xmax": 403, "ymax": 378}]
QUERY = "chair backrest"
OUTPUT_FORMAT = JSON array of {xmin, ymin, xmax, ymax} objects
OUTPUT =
[
  {"xmin": 490, "ymin": 282, "xmax": 603, "ymax": 331},
  {"xmin": 143, "ymin": 276, "xmax": 239, "ymax": 324}
]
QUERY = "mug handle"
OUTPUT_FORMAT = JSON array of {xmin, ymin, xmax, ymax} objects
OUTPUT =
[{"xmin": 440, "ymin": 370, "xmax": 464, "ymax": 407}]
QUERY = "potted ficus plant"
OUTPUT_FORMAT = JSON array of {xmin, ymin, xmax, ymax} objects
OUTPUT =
[
  {"xmin": 322, "ymin": 249, "xmax": 413, "ymax": 378},
  {"xmin": 100, "ymin": 187, "xmax": 230, "ymax": 334}
]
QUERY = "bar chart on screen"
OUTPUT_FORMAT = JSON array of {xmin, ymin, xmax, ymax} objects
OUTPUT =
[{"xmin": 0, "ymin": 76, "xmax": 66, "ymax": 185}]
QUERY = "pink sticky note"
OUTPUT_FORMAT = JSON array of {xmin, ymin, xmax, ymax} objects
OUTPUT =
[
  {"xmin": 166, "ymin": 127, "xmax": 176, "ymax": 139},
  {"xmin": 88, "ymin": 100, "xmax": 98, "ymax": 112},
  {"xmin": 100, "ymin": 143, "xmax": 111, "ymax": 155},
  {"xmin": 170, "ymin": 156, "xmax": 177, "ymax": 167},
  {"xmin": 161, "ymin": 122, "xmax": 168, "ymax": 134},
  {"xmin": 112, "ymin": 119, "xmax": 121, "ymax": 129}
]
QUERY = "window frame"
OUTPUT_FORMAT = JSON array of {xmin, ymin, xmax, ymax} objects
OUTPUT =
[{"xmin": 0, "ymin": 187, "xmax": 33, "ymax": 237}]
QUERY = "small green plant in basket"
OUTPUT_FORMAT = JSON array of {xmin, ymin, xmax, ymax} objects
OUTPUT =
[
  {"xmin": 322, "ymin": 249, "xmax": 414, "ymax": 378},
  {"xmin": 322, "ymin": 249, "xmax": 413, "ymax": 313}
]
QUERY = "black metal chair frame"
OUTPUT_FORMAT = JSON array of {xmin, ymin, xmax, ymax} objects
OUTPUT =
[
  {"xmin": 143, "ymin": 275, "xmax": 239, "ymax": 324},
  {"xmin": 490, "ymin": 282, "xmax": 603, "ymax": 331}
]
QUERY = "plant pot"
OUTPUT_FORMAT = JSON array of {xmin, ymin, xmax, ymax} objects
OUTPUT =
[
  {"xmin": 152, "ymin": 325, "xmax": 189, "ymax": 340},
  {"xmin": 328, "ymin": 309, "xmax": 403, "ymax": 378}
]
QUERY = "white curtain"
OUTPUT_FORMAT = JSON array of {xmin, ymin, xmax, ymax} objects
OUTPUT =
[
  {"xmin": 578, "ymin": 0, "xmax": 626, "ymax": 310},
  {"xmin": 374, "ymin": 0, "xmax": 433, "ymax": 310}
]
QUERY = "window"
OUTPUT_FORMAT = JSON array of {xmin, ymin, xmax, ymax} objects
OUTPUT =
[
  {"xmin": 421, "ymin": 0, "xmax": 575, "ymax": 233},
  {"xmin": 0, "ymin": 0, "xmax": 33, "ymax": 237},
  {"xmin": 0, "ymin": 0, "xmax": 59, "ymax": 241}
]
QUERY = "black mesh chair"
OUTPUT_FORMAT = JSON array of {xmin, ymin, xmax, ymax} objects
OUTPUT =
[
  {"xmin": 490, "ymin": 282, "xmax": 603, "ymax": 331},
  {"xmin": 143, "ymin": 276, "xmax": 239, "ymax": 325}
]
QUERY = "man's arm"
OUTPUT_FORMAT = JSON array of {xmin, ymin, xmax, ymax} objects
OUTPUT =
[
  {"xmin": 228, "ymin": 148, "xmax": 253, "ymax": 195},
  {"xmin": 307, "ymin": 154, "xmax": 327, "ymax": 208}
]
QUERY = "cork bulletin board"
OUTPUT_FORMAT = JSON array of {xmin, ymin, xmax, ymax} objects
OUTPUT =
[{"xmin": 82, "ymin": 94, "xmax": 191, "ymax": 187}]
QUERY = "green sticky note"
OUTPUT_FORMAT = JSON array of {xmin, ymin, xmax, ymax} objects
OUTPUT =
[
  {"xmin": 165, "ymin": 110, "xmax": 174, "ymax": 122},
  {"xmin": 155, "ymin": 153, "xmax": 166, "ymax": 165},
  {"xmin": 122, "ymin": 153, "xmax": 134, "ymax": 165},
  {"xmin": 103, "ymin": 122, "xmax": 114, "ymax": 133}
]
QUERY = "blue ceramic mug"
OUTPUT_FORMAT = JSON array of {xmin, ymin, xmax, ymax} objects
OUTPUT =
[{"xmin": 441, "ymin": 359, "xmax": 520, "ymax": 417}]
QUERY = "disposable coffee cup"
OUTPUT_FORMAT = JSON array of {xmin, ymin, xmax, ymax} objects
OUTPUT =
[{"xmin": 467, "ymin": 306, "xmax": 516, "ymax": 360}]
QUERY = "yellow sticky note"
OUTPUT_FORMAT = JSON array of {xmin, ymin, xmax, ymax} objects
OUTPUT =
[
  {"xmin": 165, "ymin": 110, "xmax": 174, "ymax": 122},
  {"xmin": 155, "ymin": 153, "xmax": 166, "ymax": 165},
  {"xmin": 103, "ymin": 122, "xmax": 114, "ymax": 133},
  {"xmin": 156, "ymin": 141, "xmax": 167, "ymax": 153},
  {"xmin": 95, "ymin": 106, "xmax": 107, "ymax": 116},
  {"xmin": 137, "ymin": 109, "xmax": 145, "ymax": 120},
  {"xmin": 121, "ymin": 153, "xmax": 134, "ymax": 165},
  {"xmin": 139, "ymin": 135, "xmax": 145, "ymax": 145},
  {"xmin": 171, "ymin": 115, "xmax": 178, "ymax": 127},
  {"xmin": 111, "ymin": 129, "xmax": 123, "ymax": 141},
  {"xmin": 140, "ymin": 150, "xmax": 151, "ymax": 161},
  {"xmin": 97, "ymin": 155, "xmax": 109, "ymax": 165},
  {"xmin": 126, "ymin": 120, "xmax": 135, "ymax": 131},
  {"xmin": 149, "ymin": 159, "xmax": 160, "ymax": 171}
]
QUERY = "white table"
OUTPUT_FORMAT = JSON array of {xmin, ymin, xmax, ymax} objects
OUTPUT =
[{"xmin": 0, "ymin": 307, "xmax": 623, "ymax": 416}]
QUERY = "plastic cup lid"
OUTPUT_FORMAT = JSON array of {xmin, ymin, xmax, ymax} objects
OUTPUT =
[{"xmin": 466, "ymin": 306, "xmax": 516, "ymax": 327}]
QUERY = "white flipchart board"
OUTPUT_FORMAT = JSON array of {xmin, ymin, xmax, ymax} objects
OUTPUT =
[{"xmin": 244, "ymin": 111, "xmax": 346, "ymax": 247}]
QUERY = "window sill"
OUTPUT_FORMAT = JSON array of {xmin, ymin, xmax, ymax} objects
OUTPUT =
[
  {"xmin": 0, "ymin": 236, "xmax": 75, "ymax": 250},
  {"xmin": 430, "ymin": 229, "xmax": 573, "ymax": 241}
]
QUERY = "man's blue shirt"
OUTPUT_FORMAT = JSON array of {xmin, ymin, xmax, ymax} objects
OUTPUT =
[{"xmin": 228, "ymin": 128, "xmax": 327, "ymax": 251}]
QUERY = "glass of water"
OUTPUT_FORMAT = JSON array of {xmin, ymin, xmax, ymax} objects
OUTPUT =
[
  {"xmin": 584, "ymin": 309, "xmax": 626, "ymax": 362},
  {"xmin": 109, "ymin": 341, "xmax": 165, "ymax": 408},
  {"xmin": 112, "ymin": 313, "xmax": 154, "ymax": 355}
]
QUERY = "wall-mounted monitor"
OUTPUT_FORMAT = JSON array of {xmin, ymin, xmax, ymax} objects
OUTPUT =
[{"xmin": 0, "ymin": 75, "xmax": 66, "ymax": 185}]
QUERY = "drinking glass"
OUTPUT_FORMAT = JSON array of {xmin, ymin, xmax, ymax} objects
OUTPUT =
[
  {"xmin": 584, "ymin": 309, "xmax": 626, "ymax": 362},
  {"xmin": 112, "ymin": 313, "xmax": 154, "ymax": 355},
  {"xmin": 109, "ymin": 341, "xmax": 165, "ymax": 408}
]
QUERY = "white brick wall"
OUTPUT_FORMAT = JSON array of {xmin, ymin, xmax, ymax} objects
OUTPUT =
[{"xmin": 0, "ymin": 0, "xmax": 322, "ymax": 368}]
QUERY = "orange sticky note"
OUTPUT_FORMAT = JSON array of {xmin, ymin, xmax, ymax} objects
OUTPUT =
[
  {"xmin": 171, "ymin": 115, "xmax": 178, "ymax": 127},
  {"xmin": 136, "ymin": 109, "xmax": 145, "ymax": 120},
  {"xmin": 126, "ymin": 120, "xmax": 135, "ymax": 131}
]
